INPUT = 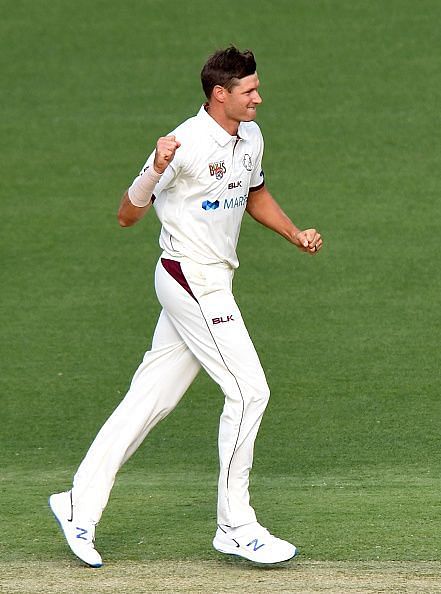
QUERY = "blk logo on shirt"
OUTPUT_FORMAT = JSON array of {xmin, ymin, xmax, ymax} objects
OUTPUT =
[{"xmin": 202, "ymin": 200, "xmax": 220, "ymax": 211}]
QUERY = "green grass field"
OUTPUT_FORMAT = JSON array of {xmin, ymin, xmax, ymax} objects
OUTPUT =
[{"xmin": 1, "ymin": 1, "xmax": 440, "ymax": 592}]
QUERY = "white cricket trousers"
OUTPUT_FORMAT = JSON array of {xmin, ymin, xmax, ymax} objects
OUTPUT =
[{"xmin": 72, "ymin": 256, "xmax": 270, "ymax": 527}]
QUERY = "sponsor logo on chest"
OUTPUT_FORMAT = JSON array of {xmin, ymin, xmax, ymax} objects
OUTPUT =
[
  {"xmin": 202, "ymin": 199, "xmax": 220, "ymax": 211},
  {"xmin": 201, "ymin": 195, "xmax": 247, "ymax": 211},
  {"xmin": 224, "ymin": 195, "xmax": 247, "ymax": 209}
]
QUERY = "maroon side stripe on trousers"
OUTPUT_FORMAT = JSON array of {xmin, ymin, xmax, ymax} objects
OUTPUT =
[
  {"xmin": 162, "ymin": 257, "xmax": 246, "ymax": 499},
  {"xmin": 161, "ymin": 258, "xmax": 197, "ymax": 301}
]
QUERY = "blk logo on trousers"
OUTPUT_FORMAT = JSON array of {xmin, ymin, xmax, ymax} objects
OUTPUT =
[{"xmin": 212, "ymin": 315, "xmax": 234, "ymax": 325}]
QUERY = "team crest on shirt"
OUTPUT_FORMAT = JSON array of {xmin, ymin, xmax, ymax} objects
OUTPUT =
[
  {"xmin": 242, "ymin": 154, "xmax": 253, "ymax": 171},
  {"xmin": 208, "ymin": 160, "xmax": 227, "ymax": 180}
]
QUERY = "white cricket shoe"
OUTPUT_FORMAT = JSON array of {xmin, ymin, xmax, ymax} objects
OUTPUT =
[
  {"xmin": 213, "ymin": 522, "xmax": 297, "ymax": 564},
  {"xmin": 49, "ymin": 491, "xmax": 103, "ymax": 567}
]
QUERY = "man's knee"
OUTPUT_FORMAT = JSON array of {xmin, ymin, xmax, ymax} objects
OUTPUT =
[
  {"xmin": 253, "ymin": 381, "xmax": 270, "ymax": 409},
  {"xmin": 223, "ymin": 375, "xmax": 270, "ymax": 408}
]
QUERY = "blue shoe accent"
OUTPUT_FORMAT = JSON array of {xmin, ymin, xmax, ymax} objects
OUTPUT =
[{"xmin": 76, "ymin": 527, "xmax": 88, "ymax": 540}]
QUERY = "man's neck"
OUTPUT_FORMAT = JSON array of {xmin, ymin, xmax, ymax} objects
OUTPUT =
[{"xmin": 205, "ymin": 103, "xmax": 239, "ymax": 136}]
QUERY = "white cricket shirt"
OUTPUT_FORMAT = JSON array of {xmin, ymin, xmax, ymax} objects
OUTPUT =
[{"xmin": 134, "ymin": 105, "xmax": 265, "ymax": 269}]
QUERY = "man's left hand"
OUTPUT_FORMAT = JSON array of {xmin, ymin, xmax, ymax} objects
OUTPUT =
[{"xmin": 293, "ymin": 229, "xmax": 323, "ymax": 254}]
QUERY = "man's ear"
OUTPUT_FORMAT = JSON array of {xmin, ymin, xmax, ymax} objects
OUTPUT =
[{"xmin": 212, "ymin": 85, "xmax": 227, "ymax": 103}]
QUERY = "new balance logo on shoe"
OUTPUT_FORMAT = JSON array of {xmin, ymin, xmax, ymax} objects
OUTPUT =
[
  {"xmin": 247, "ymin": 538, "xmax": 265, "ymax": 551},
  {"xmin": 76, "ymin": 527, "xmax": 88, "ymax": 540},
  {"xmin": 49, "ymin": 491, "xmax": 103, "ymax": 567},
  {"xmin": 212, "ymin": 523, "xmax": 297, "ymax": 564}
]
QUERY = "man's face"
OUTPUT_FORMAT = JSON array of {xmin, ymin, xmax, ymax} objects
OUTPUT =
[{"xmin": 223, "ymin": 73, "xmax": 262, "ymax": 123}]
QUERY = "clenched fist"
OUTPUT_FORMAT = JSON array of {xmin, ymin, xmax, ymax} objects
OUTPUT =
[
  {"xmin": 293, "ymin": 229, "xmax": 323, "ymax": 254},
  {"xmin": 153, "ymin": 135, "xmax": 181, "ymax": 174}
]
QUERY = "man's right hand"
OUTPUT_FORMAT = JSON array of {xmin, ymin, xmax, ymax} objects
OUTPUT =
[{"xmin": 153, "ymin": 135, "xmax": 181, "ymax": 174}]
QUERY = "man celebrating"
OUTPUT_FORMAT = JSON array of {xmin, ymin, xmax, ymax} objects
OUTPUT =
[{"xmin": 49, "ymin": 46, "xmax": 323, "ymax": 567}]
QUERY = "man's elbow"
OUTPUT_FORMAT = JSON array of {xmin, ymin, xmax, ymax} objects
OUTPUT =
[
  {"xmin": 117, "ymin": 192, "xmax": 136, "ymax": 227},
  {"xmin": 117, "ymin": 191, "xmax": 150, "ymax": 227},
  {"xmin": 118, "ymin": 212, "xmax": 132, "ymax": 227}
]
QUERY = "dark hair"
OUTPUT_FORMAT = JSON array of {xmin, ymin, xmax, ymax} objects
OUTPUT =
[{"xmin": 201, "ymin": 46, "xmax": 257, "ymax": 99}]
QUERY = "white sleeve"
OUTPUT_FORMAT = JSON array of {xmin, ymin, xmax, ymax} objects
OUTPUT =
[{"xmin": 249, "ymin": 131, "xmax": 265, "ymax": 190}]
